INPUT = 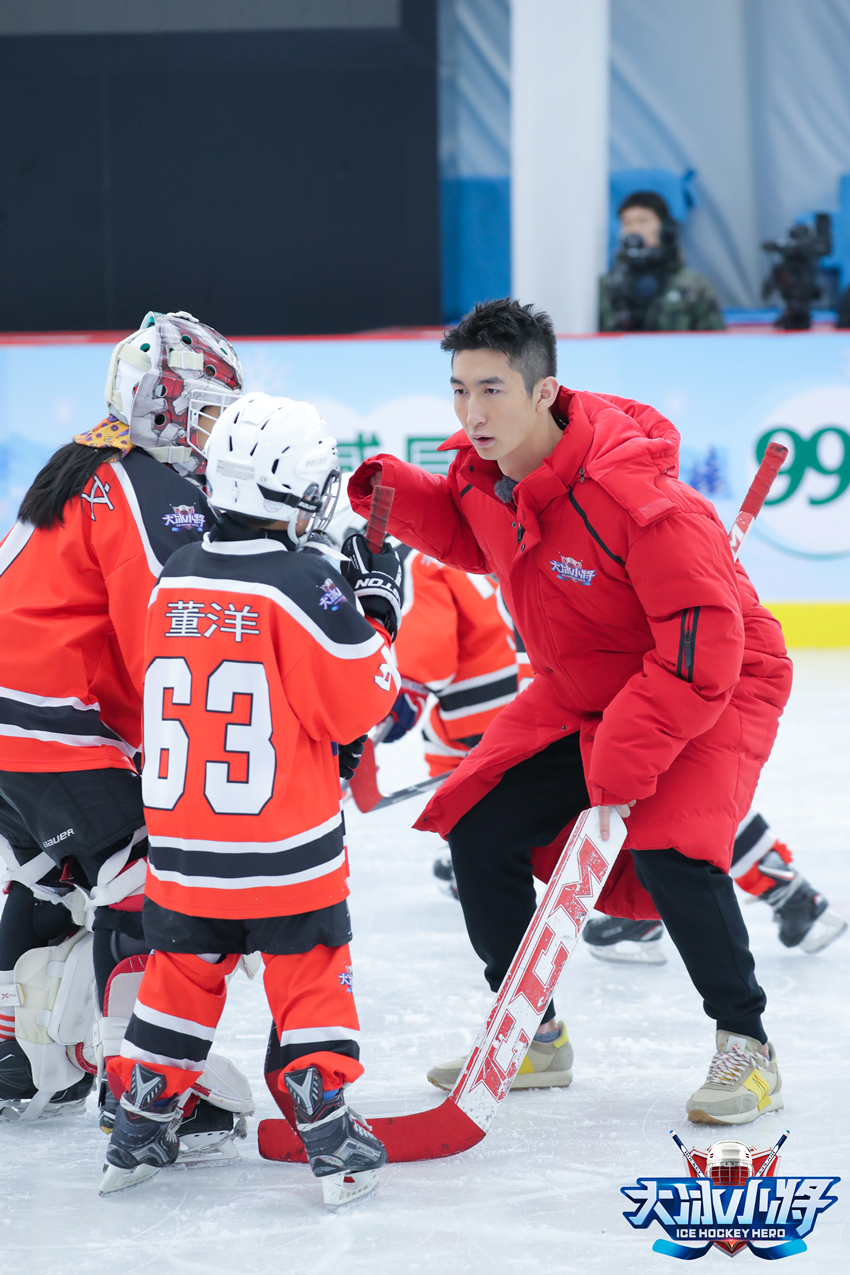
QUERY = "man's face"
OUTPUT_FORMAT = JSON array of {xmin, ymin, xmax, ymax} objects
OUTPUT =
[
  {"xmin": 450, "ymin": 349, "xmax": 541, "ymax": 467},
  {"xmin": 619, "ymin": 205, "xmax": 662, "ymax": 247}
]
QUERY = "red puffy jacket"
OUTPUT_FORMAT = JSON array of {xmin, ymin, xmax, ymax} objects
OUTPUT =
[{"xmin": 350, "ymin": 388, "xmax": 792, "ymax": 917}]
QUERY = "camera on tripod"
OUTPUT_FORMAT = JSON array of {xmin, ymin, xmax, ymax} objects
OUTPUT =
[
  {"xmin": 761, "ymin": 213, "xmax": 832, "ymax": 330},
  {"xmin": 605, "ymin": 232, "xmax": 674, "ymax": 332}
]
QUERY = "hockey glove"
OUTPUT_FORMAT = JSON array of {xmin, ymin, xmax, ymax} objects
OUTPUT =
[
  {"xmin": 338, "ymin": 735, "xmax": 367, "ymax": 781},
  {"xmin": 340, "ymin": 533, "xmax": 404, "ymax": 641},
  {"xmin": 383, "ymin": 679, "xmax": 429, "ymax": 743}
]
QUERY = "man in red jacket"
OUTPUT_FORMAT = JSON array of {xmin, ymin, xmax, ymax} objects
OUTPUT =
[{"xmin": 350, "ymin": 298, "xmax": 792, "ymax": 1126}]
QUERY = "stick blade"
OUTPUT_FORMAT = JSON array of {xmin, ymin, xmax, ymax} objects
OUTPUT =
[{"xmin": 258, "ymin": 1097, "xmax": 483, "ymax": 1165}]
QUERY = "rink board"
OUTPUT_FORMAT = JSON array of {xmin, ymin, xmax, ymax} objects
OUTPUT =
[{"xmin": 2, "ymin": 328, "xmax": 849, "ymax": 637}]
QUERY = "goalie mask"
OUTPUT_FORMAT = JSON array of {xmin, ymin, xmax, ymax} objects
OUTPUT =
[
  {"xmin": 206, "ymin": 392, "xmax": 341, "ymax": 546},
  {"xmin": 104, "ymin": 311, "xmax": 243, "ymax": 475},
  {"xmin": 705, "ymin": 1140, "xmax": 754, "ymax": 1186}
]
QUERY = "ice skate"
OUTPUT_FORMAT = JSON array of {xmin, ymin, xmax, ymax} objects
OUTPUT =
[
  {"xmin": 433, "ymin": 854, "xmax": 458, "ymax": 899},
  {"xmin": 686, "ymin": 1031, "xmax": 783, "ymax": 1125},
  {"xmin": 427, "ymin": 1020, "xmax": 573, "ymax": 1091},
  {"xmin": 583, "ymin": 916, "xmax": 666, "ymax": 964},
  {"xmin": 0, "ymin": 1039, "xmax": 93, "ymax": 1120},
  {"xmin": 99, "ymin": 1063, "xmax": 181, "ymax": 1195},
  {"xmin": 762, "ymin": 862, "xmax": 848, "ymax": 953},
  {"xmin": 176, "ymin": 1096, "xmax": 248, "ymax": 1167},
  {"xmin": 285, "ymin": 1065, "xmax": 387, "ymax": 1210}
]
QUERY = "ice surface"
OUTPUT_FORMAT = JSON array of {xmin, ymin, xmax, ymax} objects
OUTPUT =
[{"xmin": 1, "ymin": 651, "xmax": 848, "ymax": 1273}]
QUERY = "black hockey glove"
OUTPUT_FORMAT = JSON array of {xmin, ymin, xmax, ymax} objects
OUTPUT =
[
  {"xmin": 338, "ymin": 735, "xmax": 367, "ymax": 781},
  {"xmin": 340, "ymin": 533, "xmax": 404, "ymax": 641}
]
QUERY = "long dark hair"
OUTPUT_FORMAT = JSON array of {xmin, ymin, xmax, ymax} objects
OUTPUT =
[{"xmin": 18, "ymin": 442, "xmax": 122, "ymax": 530}]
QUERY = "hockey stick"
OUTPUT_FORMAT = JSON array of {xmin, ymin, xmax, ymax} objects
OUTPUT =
[
  {"xmin": 260, "ymin": 450, "xmax": 790, "ymax": 1166},
  {"xmin": 347, "ymin": 740, "xmax": 447, "ymax": 813},
  {"xmin": 365, "ymin": 483, "xmax": 394, "ymax": 553},
  {"xmin": 671, "ymin": 1130, "xmax": 704, "ymax": 1178},
  {"xmin": 755, "ymin": 1130, "xmax": 788, "ymax": 1178},
  {"xmin": 728, "ymin": 441, "xmax": 788, "ymax": 561},
  {"xmin": 259, "ymin": 807, "xmax": 626, "ymax": 1163}
]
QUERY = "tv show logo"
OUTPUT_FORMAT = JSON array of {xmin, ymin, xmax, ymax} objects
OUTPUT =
[{"xmin": 621, "ymin": 1131, "xmax": 838, "ymax": 1260}]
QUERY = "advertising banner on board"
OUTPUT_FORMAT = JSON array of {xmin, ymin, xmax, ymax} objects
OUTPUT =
[{"xmin": 1, "ymin": 331, "xmax": 849, "ymax": 601}]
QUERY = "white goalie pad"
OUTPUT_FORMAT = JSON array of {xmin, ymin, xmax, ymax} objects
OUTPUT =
[
  {"xmin": 11, "ymin": 929, "xmax": 95, "ymax": 1110},
  {"xmin": 93, "ymin": 955, "xmax": 148, "ymax": 1064},
  {"xmin": 192, "ymin": 1051, "xmax": 255, "ymax": 1116}
]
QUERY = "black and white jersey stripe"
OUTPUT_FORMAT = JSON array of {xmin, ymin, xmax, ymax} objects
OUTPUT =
[
  {"xmin": 0, "ymin": 685, "xmax": 135, "ymax": 757},
  {"xmin": 436, "ymin": 666, "xmax": 519, "ymax": 720},
  {"xmin": 147, "ymin": 813, "xmax": 345, "ymax": 894}
]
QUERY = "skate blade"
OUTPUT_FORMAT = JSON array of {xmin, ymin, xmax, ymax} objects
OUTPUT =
[
  {"xmin": 99, "ymin": 1161, "xmax": 162, "ymax": 1196},
  {"xmin": 798, "ymin": 910, "xmax": 848, "ymax": 954},
  {"xmin": 0, "ymin": 1096, "xmax": 87, "ymax": 1122},
  {"xmin": 321, "ymin": 1169, "xmax": 380, "ymax": 1210},
  {"xmin": 42, "ymin": 1097, "xmax": 90, "ymax": 1118},
  {"xmin": 587, "ymin": 939, "xmax": 666, "ymax": 965},
  {"xmin": 177, "ymin": 1136, "xmax": 241, "ymax": 1168}
]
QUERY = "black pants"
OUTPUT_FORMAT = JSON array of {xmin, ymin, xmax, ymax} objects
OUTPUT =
[{"xmin": 447, "ymin": 732, "xmax": 767, "ymax": 1042}]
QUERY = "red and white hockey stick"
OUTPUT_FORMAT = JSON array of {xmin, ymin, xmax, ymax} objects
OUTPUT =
[
  {"xmin": 259, "ymin": 807, "xmax": 625, "ymax": 1164},
  {"xmin": 259, "ymin": 448, "xmax": 790, "ymax": 1165},
  {"xmin": 728, "ymin": 441, "xmax": 788, "ymax": 561}
]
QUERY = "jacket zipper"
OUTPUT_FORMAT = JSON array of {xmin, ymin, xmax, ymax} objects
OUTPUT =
[{"xmin": 677, "ymin": 607, "xmax": 700, "ymax": 683}]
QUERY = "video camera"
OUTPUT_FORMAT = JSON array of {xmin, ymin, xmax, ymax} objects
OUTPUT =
[
  {"xmin": 761, "ymin": 213, "xmax": 832, "ymax": 330},
  {"xmin": 604, "ymin": 233, "xmax": 675, "ymax": 332}
]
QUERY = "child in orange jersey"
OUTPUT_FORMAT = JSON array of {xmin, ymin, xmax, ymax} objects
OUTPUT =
[
  {"xmin": 102, "ymin": 393, "xmax": 403, "ymax": 1209},
  {"xmin": 0, "ymin": 311, "xmax": 242, "ymax": 1122}
]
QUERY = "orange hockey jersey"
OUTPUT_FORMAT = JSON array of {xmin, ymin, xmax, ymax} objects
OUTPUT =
[
  {"xmin": 0, "ymin": 450, "xmax": 211, "ymax": 773},
  {"xmin": 394, "ymin": 548, "xmax": 517, "ymax": 772},
  {"xmin": 142, "ymin": 537, "xmax": 400, "ymax": 920}
]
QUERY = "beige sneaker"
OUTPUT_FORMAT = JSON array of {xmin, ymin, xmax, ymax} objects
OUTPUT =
[
  {"xmin": 426, "ymin": 1022, "xmax": 574, "ymax": 1092},
  {"xmin": 686, "ymin": 1031, "xmax": 783, "ymax": 1125}
]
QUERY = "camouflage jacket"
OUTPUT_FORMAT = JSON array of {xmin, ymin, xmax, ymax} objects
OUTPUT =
[{"xmin": 599, "ymin": 265, "xmax": 725, "ymax": 332}]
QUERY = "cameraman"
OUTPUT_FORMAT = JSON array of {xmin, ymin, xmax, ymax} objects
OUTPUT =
[{"xmin": 599, "ymin": 191, "xmax": 724, "ymax": 332}]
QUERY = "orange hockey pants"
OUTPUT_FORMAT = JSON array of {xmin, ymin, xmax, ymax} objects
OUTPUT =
[{"xmin": 108, "ymin": 944, "xmax": 362, "ymax": 1099}]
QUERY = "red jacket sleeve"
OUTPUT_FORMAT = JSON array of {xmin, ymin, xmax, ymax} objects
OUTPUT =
[
  {"xmin": 349, "ymin": 455, "xmax": 489, "ymax": 573},
  {"xmin": 588, "ymin": 510, "xmax": 744, "ymax": 805}
]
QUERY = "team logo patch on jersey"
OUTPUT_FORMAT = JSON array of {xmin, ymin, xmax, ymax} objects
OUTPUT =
[
  {"xmin": 338, "ymin": 966, "xmax": 354, "ymax": 993},
  {"xmin": 550, "ymin": 554, "xmax": 596, "ymax": 587},
  {"xmin": 162, "ymin": 504, "xmax": 205, "ymax": 533},
  {"xmin": 80, "ymin": 474, "xmax": 114, "ymax": 520},
  {"xmin": 319, "ymin": 578, "xmax": 347, "ymax": 611}
]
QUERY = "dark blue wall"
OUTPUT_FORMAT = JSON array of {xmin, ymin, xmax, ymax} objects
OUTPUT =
[{"xmin": 0, "ymin": 4, "xmax": 439, "ymax": 334}]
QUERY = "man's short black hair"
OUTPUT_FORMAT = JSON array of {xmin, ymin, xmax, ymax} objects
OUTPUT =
[
  {"xmin": 618, "ymin": 190, "xmax": 671, "ymax": 222},
  {"xmin": 440, "ymin": 298, "xmax": 557, "ymax": 395}
]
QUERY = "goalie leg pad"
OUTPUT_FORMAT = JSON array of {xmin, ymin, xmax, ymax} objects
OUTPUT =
[{"xmin": 1, "ymin": 930, "xmax": 96, "ymax": 1119}]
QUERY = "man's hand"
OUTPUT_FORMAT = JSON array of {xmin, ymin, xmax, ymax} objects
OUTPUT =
[{"xmin": 597, "ymin": 801, "xmax": 635, "ymax": 842}]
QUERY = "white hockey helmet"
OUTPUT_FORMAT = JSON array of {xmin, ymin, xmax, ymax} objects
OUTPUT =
[
  {"xmin": 104, "ymin": 310, "xmax": 243, "ymax": 475},
  {"xmin": 206, "ymin": 392, "xmax": 341, "ymax": 544},
  {"xmin": 705, "ymin": 1140, "xmax": 753, "ymax": 1186}
]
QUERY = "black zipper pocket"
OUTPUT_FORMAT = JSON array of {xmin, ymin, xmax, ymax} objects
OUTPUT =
[{"xmin": 677, "ymin": 607, "xmax": 700, "ymax": 683}]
